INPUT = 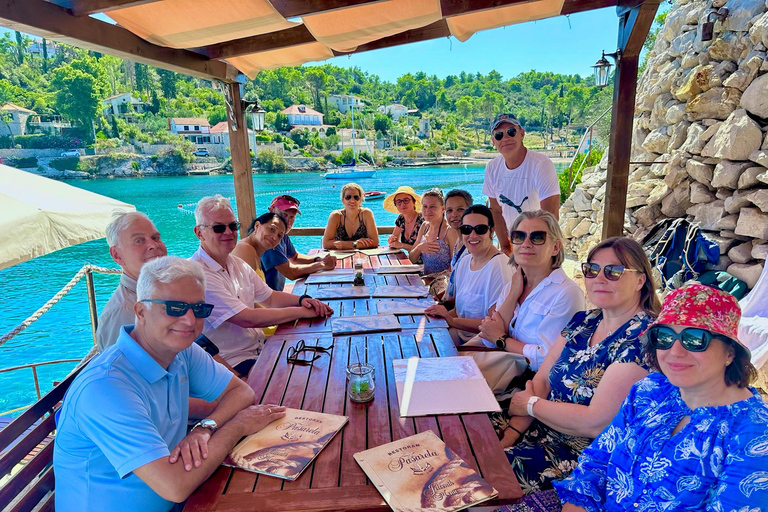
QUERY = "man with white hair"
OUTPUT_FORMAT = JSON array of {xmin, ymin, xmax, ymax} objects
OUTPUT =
[
  {"xmin": 54, "ymin": 256, "xmax": 286, "ymax": 512},
  {"xmin": 190, "ymin": 195, "xmax": 333, "ymax": 377},
  {"xmin": 96, "ymin": 211, "xmax": 167, "ymax": 351}
]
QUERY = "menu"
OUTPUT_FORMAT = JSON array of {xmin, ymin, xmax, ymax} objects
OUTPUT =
[
  {"xmin": 354, "ymin": 430, "xmax": 498, "ymax": 512},
  {"xmin": 224, "ymin": 408, "xmax": 348, "ymax": 481}
]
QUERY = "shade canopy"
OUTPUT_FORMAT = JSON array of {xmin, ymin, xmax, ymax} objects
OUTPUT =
[{"xmin": 0, "ymin": 165, "xmax": 135, "ymax": 270}]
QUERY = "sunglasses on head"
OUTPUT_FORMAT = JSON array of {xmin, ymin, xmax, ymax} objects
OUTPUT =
[
  {"xmin": 647, "ymin": 326, "xmax": 722, "ymax": 352},
  {"xmin": 141, "ymin": 299, "xmax": 214, "ymax": 318},
  {"xmin": 493, "ymin": 127, "xmax": 517, "ymax": 141},
  {"xmin": 459, "ymin": 224, "xmax": 490, "ymax": 236},
  {"xmin": 345, "ymin": 194, "xmax": 360, "ymax": 201},
  {"xmin": 511, "ymin": 230, "xmax": 547, "ymax": 245},
  {"xmin": 581, "ymin": 262, "xmax": 640, "ymax": 281},
  {"xmin": 202, "ymin": 222, "xmax": 240, "ymax": 234}
]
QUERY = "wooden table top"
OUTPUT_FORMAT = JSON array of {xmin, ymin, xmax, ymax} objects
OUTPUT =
[{"xmin": 183, "ymin": 248, "xmax": 523, "ymax": 511}]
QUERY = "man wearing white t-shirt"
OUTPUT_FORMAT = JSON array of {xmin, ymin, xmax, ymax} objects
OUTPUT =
[
  {"xmin": 189, "ymin": 195, "xmax": 332, "ymax": 378},
  {"xmin": 482, "ymin": 113, "xmax": 560, "ymax": 255}
]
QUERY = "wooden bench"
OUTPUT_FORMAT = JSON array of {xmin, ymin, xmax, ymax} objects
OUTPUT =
[{"xmin": 0, "ymin": 367, "xmax": 83, "ymax": 512}]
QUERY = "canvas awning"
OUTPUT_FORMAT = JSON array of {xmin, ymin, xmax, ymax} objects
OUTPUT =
[
  {"xmin": 102, "ymin": 0, "xmax": 566, "ymax": 78},
  {"xmin": 0, "ymin": 165, "xmax": 135, "ymax": 270}
]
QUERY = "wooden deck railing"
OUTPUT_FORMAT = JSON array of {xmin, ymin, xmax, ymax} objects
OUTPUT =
[{"xmin": 287, "ymin": 226, "xmax": 396, "ymax": 237}]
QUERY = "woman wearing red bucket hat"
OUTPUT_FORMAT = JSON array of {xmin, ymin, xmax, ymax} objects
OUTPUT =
[{"xmin": 556, "ymin": 283, "xmax": 768, "ymax": 511}]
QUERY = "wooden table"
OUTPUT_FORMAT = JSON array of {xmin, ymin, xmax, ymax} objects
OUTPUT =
[{"xmin": 183, "ymin": 249, "xmax": 523, "ymax": 511}]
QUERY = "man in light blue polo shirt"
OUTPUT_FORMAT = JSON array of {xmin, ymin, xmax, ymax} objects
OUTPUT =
[{"xmin": 54, "ymin": 256, "xmax": 285, "ymax": 512}]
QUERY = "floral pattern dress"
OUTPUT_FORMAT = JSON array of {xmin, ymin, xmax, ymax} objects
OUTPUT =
[
  {"xmin": 504, "ymin": 309, "xmax": 652, "ymax": 495},
  {"xmin": 555, "ymin": 372, "xmax": 768, "ymax": 511},
  {"xmin": 395, "ymin": 213, "xmax": 424, "ymax": 246}
]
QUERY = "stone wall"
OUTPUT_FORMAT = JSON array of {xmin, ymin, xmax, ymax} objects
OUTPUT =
[{"xmin": 561, "ymin": 0, "xmax": 768, "ymax": 288}]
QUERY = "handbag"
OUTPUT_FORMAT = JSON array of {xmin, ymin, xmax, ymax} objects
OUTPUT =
[{"xmin": 460, "ymin": 334, "xmax": 529, "ymax": 395}]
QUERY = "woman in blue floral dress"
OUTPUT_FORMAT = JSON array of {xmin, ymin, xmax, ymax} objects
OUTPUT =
[
  {"xmin": 497, "ymin": 238, "xmax": 661, "ymax": 495},
  {"xmin": 556, "ymin": 283, "xmax": 768, "ymax": 511}
]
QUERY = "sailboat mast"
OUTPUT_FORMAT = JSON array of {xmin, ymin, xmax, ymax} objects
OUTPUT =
[{"xmin": 350, "ymin": 93, "xmax": 357, "ymax": 164}]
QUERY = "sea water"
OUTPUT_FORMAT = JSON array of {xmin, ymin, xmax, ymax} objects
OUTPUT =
[{"xmin": 0, "ymin": 163, "xmax": 565, "ymax": 414}]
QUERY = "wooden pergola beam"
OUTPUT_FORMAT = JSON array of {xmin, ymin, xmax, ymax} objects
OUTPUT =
[
  {"xmin": 4, "ymin": 0, "xmax": 238, "ymax": 82},
  {"xmin": 48, "ymin": 0, "xmax": 160, "ymax": 16},
  {"xmin": 562, "ymin": 0, "xmax": 619, "ymax": 15},
  {"xmin": 602, "ymin": 0, "xmax": 661, "ymax": 239}
]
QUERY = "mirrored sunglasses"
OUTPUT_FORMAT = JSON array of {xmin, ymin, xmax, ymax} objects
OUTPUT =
[
  {"xmin": 581, "ymin": 262, "xmax": 640, "ymax": 281},
  {"xmin": 459, "ymin": 224, "xmax": 490, "ymax": 236},
  {"xmin": 493, "ymin": 127, "xmax": 517, "ymax": 141},
  {"xmin": 647, "ymin": 326, "xmax": 718, "ymax": 352},
  {"xmin": 141, "ymin": 299, "xmax": 214, "ymax": 318},
  {"xmin": 511, "ymin": 230, "xmax": 547, "ymax": 245}
]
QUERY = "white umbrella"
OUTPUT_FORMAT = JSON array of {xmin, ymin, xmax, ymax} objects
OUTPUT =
[{"xmin": 0, "ymin": 164, "xmax": 135, "ymax": 270}]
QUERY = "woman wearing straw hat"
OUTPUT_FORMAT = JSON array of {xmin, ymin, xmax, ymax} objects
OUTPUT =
[
  {"xmin": 556, "ymin": 283, "xmax": 768, "ymax": 511},
  {"xmin": 384, "ymin": 186, "xmax": 423, "ymax": 252}
]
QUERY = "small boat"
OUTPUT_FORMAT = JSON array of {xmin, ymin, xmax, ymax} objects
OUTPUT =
[
  {"xmin": 323, "ymin": 165, "xmax": 376, "ymax": 179},
  {"xmin": 365, "ymin": 191, "xmax": 386, "ymax": 200}
]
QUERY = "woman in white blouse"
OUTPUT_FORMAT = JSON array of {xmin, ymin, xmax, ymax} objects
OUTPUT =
[
  {"xmin": 426, "ymin": 205, "xmax": 512, "ymax": 345},
  {"xmin": 479, "ymin": 210, "xmax": 585, "ymax": 372}
]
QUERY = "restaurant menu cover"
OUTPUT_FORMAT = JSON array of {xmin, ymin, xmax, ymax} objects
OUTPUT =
[
  {"xmin": 354, "ymin": 430, "xmax": 498, "ymax": 512},
  {"xmin": 224, "ymin": 408, "xmax": 348, "ymax": 481}
]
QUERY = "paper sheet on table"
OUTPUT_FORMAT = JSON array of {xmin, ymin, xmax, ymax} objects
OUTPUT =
[
  {"xmin": 374, "ymin": 265, "xmax": 423, "ymax": 274},
  {"xmin": 331, "ymin": 314, "xmax": 401, "ymax": 335},
  {"xmin": 375, "ymin": 298, "xmax": 435, "ymax": 314},
  {"xmin": 358, "ymin": 246, "xmax": 402, "ymax": 256},
  {"xmin": 314, "ymin": 286, "xmax": 371, "ymax": 299},
  {"xmin": 372, "ymin": 285, "xmax": 429, "ymax": 298},
  {"xmin": 305, "ymin": 273, "xmax": 356, "ymax": 284}
]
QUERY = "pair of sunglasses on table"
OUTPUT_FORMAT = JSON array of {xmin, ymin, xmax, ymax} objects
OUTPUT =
[
  {"xmin": 141, "ymin": 299, "xmax": 214, "ymax": 318},
  {"xmin": 286, "ymin": 339, "xmax": 333, "ymax": 365}
]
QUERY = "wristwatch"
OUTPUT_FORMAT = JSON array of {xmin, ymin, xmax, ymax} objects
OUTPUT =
[
  {"xmin": 313, "ymin": 256, "xmax": 321, "ymax": 262},
  {"xmin": 192, "ymin": 418, "xmax": 218, "ymax": 434},
  {"xmin": 526, "ymin": 396, "xmax": 540, "ymax": 418},
  {"xmin": 353, "ymin": 241, "xmax": 358, "ymax": 249},
  {"xmin": 495, "ymin": 336, "xmax": 508, "ymax": 350}
]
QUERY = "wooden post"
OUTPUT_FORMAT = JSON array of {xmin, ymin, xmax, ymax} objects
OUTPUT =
[
  {"xmin": 225, "ymin": 82, "xmax": 256, "ymax": 238},
  {"xmin": 602, "ymin": 0, "xmax": 660, "ymax": 239}
]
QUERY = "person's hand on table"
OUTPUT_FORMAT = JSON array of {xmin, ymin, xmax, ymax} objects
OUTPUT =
[
  {"xmin": 425, "ymin": 304, "xmax": 450, "ymax": 319},
  {"xmin": 357, "ymin": 238, "xmax": 375, "ymax": 248},
  {"xmin": 169, "ymin": 425, "xmax": 212, "ymax": 471},
  {"xmin": 302, "ymin": 298, "xmax": 333, "ymax": 317},
  {"xmin": 479, "ymin": 310, "xmax": 506, "ymax": 344},
  {"xmin": 321, "ymin": 254, "xmax": 337, "ymax": 270},
  {"xmin": 234, "ymin": 404, "xmax": 286, "ymax": 436},
  {"xmin": 509, "ymin": 380, "xmax": 536, "ymax": 417},
  {"xmin": 387, "ymin": 233, "xmax": 398, "ymax": 245}
]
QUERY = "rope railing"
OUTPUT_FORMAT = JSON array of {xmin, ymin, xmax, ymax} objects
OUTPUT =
[{"xmin": 0, "ymin": 264, "xmax": 121, "ymax": 347}]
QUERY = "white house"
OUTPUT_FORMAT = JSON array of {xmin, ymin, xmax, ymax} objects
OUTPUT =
[
  {"xmin": 0, "ymin": 103, "xmax": 36, "ymax": 136},
  {"xmin": 327, "ymin": 94, "xmax": 362, "ymax": 114},
  {"xmin": 169, "ymin": 117, "xmax": 211, "ymax": 144},
  {"xmin": 25, "ymin": 39, "xmax": 58, "ymax": 57},
  {"xmin": 102, "ymin": 93, "xmax": 149, "ymax": 120},
  {"xmin": 281, "ymin": 105, "xmax": 323, "ymax": 127},
  {"xmin": 376, "ymin": 103, "xmax": 418, "ymax": 121}
]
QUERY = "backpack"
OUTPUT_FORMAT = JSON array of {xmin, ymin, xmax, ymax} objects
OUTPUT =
[
  {"xmin": 641, "ymin": 218, "xmax": 720, "ymax": 290},
  {"xmin": 695, "ymin": 270, "xmax": 749, "ymax": 300}
]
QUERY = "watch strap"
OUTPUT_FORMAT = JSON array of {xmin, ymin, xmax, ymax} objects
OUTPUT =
[
  {"xmin": 526, "ymin": 396, "xmax": 540, "ymax": 418},
  {"xmin": 495, "ymin": 336, "xmax": 507, "ymax": 350},
  {"xmin": 193, "ymin": 418, "xmax": 218, "ymax": 434}
]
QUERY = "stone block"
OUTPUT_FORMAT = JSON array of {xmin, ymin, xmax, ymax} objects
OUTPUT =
[
  {"xmin": 740, "ymin": 69, "xmax": 768, "ymax": 117},
  {"xmin": 735, "ymin": 207, "xmax": 768, "ymax": 238},
  {"xmin": 665, "ymin": 103, "xmax": 687, "ymax": 124},
  {"xmin": 688, "ymin": 200, "xmax": 725, "ymax": 230},
  {"xmin": 748, "ymin": 149, "xmax": 768, "ymax": 167},
  {"xmin": 642, "ymin": 128, "xmax": 672, "ymax": 154},
  {"xmin": 685, "ymin": 159, "xmax": 714, "ymax": 184},
  {"xmin": 685, "ymin": 87, "xmax": 742, "ymax": 121},
  {"xmin": 728, "ymin": 242, "xmax": 754, "ymax": 264},
  {"xmin": 690, "ymin": 182, "xmax": 716, "ymax": 203},
  {"xmin": 725, "ymin": 190, "xmax": 753, "ymax": 213},
  {"xmin": 737, "ymin": 166, "xmax": 766, "ymax": 188},
  {"xmin": 724, "ymin": 0, "xmax": 765, "ymax": 32},
  {"xmin": 700, "ymin": 109, "xmax": 762, "ymax": 161},
  {"xmin": 571, "ymin": 188, "xmax": 593, "ymax": 212},
  {"xmin": 722, "ymin": 68, "xmax": 755, "ymax": 91},
  {"xmin": 667, "ymin": 122, "xmax": 690, "ymax": 152},
  {"xmin": 744, "ymin": 189, "xmax": 768, "ymax": 212},
  {"xmin": 727, "ymin": 262, "xmax": 764, "ymax": 288},
  {"xmin": 716, "ymin": 214, "xmax": 739, "ymax": 230},
  {"xmin": 661, "ymin": 182, "xmax": 692, "ymax": 217},
  {"xmin": 707, "ymin": 233, "xmax": 737, "ymax": 254},
  {"xmin": 711, "ymin": 160, "xmax": 753, "ymax": 189},
  {"xmin": 752, "ymin": 243, "xmax": 768, "ymax": 260},
  {"xmin": 563, "ymin": 217, "xmax": 581, "ymax": 238},
  {"xmin": 571, "ymin": 218, "xmax": 592, "ymax": 238},
  {"xmin": 646, "ymin": 182, "xmax": 670, "ymax": 206},
  {"xmin": 634, "ymin": 204, "xmax": 662, "ymax": 227},
  {"xmin": 711, "ymin": 255, "xmax": 732, "ymax": 271}
]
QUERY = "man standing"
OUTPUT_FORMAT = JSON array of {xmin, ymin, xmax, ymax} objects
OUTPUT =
[
  {"xmin": 261, "ymin": 194, "xmax": 336, "ymax": 291},
  {"xmin": 54, "ymin": 256, "xmax": 286, "ymax": 512},
  {"xmin": 482, "ymin": 114, "xmax": 560, "ymax": 255},
  {"xmin": 190, "ymin": 195, "xmax": 332, "ymax": 377},
  {"xmin": 96, "ymin": 211, "xmax": 167, "ymax": 352}
]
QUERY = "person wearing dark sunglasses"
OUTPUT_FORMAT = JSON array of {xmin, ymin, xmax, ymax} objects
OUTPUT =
[
  {"xmin": 501, "ymin": 237, "xmax": 661, "ymax": 495},
  {"xmin": 557, "ymin": 283, "xmax": 766, "ymax": 511},
  {"xmin": 54, "ymin": 256, "xmax": 287, "ymax": 512},
  {"xmin": 191, "ymin": 195, "xmax": 333, "ymax": 378},
  {"xmin": 426, "ymin": 205, "xmax": 512, "ymax": 346},
  {"xmin": 482, "ymin": 113, "xmax": 560, "ymax": 257},
  {"xmin": 478, "ymin": 211, "xmax": 584, "ymax": 379},
  {"xmin": 323, "ymin": 182, "xmax": 379, "ymax": 250},
  {"xmin": 260, "ymin": 195, "xmax": 337, "ymax": 292}
]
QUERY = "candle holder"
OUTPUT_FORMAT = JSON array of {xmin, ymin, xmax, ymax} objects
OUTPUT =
[{"xmin": 346, "ymin": 362, "xmax": 375, "ymax": 402}]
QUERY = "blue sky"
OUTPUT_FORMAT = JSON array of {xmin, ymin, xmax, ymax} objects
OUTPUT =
[{"xmin": 315, "ymin": 7, "xmax": 621, "ymax": 82}]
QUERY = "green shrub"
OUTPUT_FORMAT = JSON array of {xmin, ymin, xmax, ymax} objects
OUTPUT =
[
  {"xmin": 0, "ymin": 134, "xmax": 82, "ymax": 149},
  {"xmin": 49, "ymin": 157, "xmax": 81, "ymax": 172},
  {"xmin": 255, "ymin": 150, "xmax": 289, "ymax": 172},
  {"xmin": 559, "ymin": 149, "xmax": 604, "ymax": 203},
  {"xmin": 131, "ymin": 161, "xmax": 141, "ymax": 172},
  {"xmin": 9, "ymin": 156, "xmax": 38, "ymax": 168}
]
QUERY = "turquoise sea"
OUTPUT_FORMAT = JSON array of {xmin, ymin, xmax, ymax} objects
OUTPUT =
[{"xmin": 0, "ymin": 163, "xmax": 565, "ymax": 414}]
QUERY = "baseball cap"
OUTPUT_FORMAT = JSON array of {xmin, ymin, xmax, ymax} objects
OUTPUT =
[
  {"xmin": 489, "ymin": 113, "xmax": 522, "ymax": 133},
  {"xmin": 269, "ymin": 194, "xmax": 301, "ymax": 214}
]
